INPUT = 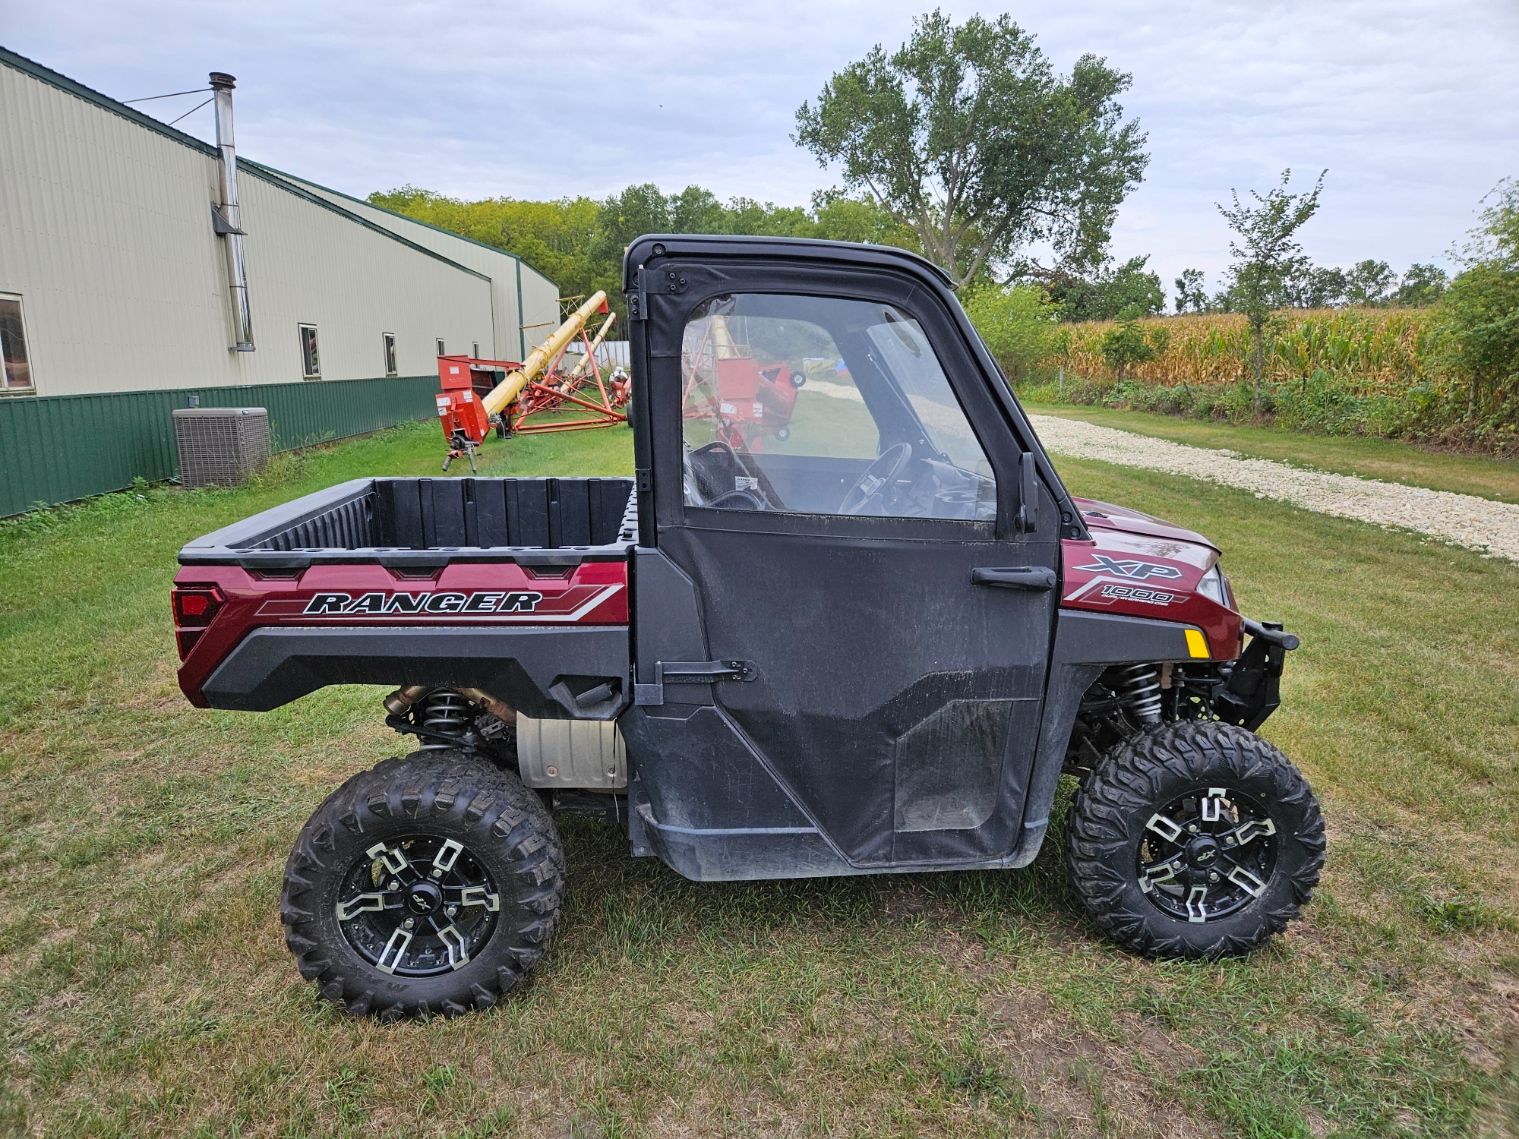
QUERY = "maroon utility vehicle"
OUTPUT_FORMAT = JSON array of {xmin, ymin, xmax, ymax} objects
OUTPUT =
[{"xmin": 173, "ymin": 236, "xmax": 1324, "ymax": 1020}]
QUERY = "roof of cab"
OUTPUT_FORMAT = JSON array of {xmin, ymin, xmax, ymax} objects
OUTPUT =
[{"xmin": 622, "ymin": 233, "xmax": 954, "ymax": 292}]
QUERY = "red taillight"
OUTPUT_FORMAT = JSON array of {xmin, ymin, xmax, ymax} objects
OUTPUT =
[
  {"xmin": 176, "ymin": 591, "xmax": 214, "ymax": 619},
  {"xmin": 172, "ymin": 586, "xmax": 223, "ymax": 659}
]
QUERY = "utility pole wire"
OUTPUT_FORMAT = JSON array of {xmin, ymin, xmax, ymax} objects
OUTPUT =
[
  {"xmin": 166, "ymin": 97, "xmax": 214, "ymax": 127},
  {"xmin": 122, "ymin": 87, "xmax": 210, "ymax": 104}
]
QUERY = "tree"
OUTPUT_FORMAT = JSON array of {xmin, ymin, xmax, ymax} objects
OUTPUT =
[
  {"xmin": 590, "ymin": 183, "xmax": 672, "ymax": 271},
  {"xmin": 1434, "ymin": 179, "xmax": 1519, "ymax": 422},
  {"xmin": 1287, "ymin": 264, "xmax": 1348, "ymax": 309},
  {"xmin": 794, "ymin": 9, "xmax": 1148, "ymax": 289},
  {"xmin": 667, "ymin": 185, "xmax": 727, "ymax": 233},
  {"xmin": 1046, "ymin": 255, "xmax": 1163, "ymax": 321},
  {"xmin": 1218, "ymin": 168, "xmax": 1327, "ymax": 409},
  {"xmin": 810, "ymin": 189, "xmax": 921, "ymax": 248},
  {"xmin": 1174, "ymin": 269, "xmax": 1208, "ymax": 314},
  {"xmin": 1344, "ymin": 259, "xmax": 1396, "ymax": 306},
  {"xmin": 1391, "ymin": 263, "xmax": 1449, "ymax": 307}
]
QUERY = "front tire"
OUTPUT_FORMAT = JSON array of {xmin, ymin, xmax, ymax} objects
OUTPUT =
[
  {"xmin": 280, "ymin": 750, "xmax": 565, "ymax": 1020},
  {"xmin": 1067, "ymin": 722, "xmax": 1324, "ymax": 959}
]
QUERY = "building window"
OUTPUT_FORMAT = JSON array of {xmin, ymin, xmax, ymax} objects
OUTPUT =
[
  {"xmin": 0, "ymin": 294, "xmax": 34, "ymax": 393},
  {"xmin": 383, "ymin": 332, "xmax": 398, "ymax": 377},
  {"xmin": 299, "ymin": 324, "xmax": 321, "ymax": 379},
  {"xmin": 436, "ymin": 338, "xmax": 446, "ymax": 357}
]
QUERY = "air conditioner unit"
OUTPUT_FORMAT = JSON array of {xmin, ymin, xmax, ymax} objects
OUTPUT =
[{"xmin": 173, "ymin": 407, "xmax": 270, "ymax": 488}]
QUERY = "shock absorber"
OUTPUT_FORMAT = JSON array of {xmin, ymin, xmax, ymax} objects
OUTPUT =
[
  {"xmin": 419, "ymin": 690, "xmax": 472, "ymax": 750},
  {"xmin": 1114, "ymin": 663, "xmax": 1163, "ymax": 725}
]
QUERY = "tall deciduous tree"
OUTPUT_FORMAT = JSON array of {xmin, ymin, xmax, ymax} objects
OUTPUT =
[
  {"xmin": 1344, "ymin": 259, "xmax": 1396, "ymax": 306},
  {"xmin": 793, "ymin": 9, "xmax": 1148, "ymax": 290},
  {"xmin": 1047, "ymin": 255, "xmax": 1163, "ymax": 321},
  {"xmin": 1391, "ymin": 263, "xmax": 1448, "ymax": 307},
  {"xmin": 1287, "ymin": 264, "xmax": 1348, "ymax": 309},
  {"xmin": 1173, "ymin": 269, "xmax": 1208, "ymax": 314},
  {"xmin": 1218, "ymin": 169, "xmax": 1326, "ymax": 409}
]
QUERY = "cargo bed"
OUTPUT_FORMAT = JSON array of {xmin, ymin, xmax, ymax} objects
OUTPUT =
[{"xmin": 178, "ymin": 476, "xmax": 637, "ymax": 569}]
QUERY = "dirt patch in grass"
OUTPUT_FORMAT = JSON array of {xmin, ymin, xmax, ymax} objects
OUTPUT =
[{"xmin": 983, "ymin": 989, "xmax": 1220, "ymax": 1138}]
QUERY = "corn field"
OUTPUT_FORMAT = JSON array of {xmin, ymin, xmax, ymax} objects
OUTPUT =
[{"xmin": 1047, "ymin": 308, "xmax": 1439, "ymax": 396}]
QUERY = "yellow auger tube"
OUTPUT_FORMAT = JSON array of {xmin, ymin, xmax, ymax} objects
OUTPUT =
[
  {"xmin": 563, "ymin": 314, "xmax": 617, "ymax": 383},
  {"xmin": 482, "ymin": 291, "xmax": 609, "ymax": 417}
]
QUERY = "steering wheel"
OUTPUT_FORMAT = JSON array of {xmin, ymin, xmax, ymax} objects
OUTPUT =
[
  {"xmin": 686, "ymin": 439, "xmax": 739, "ymax": 504},
  {"xmin": 838, "ymin": 442, "xmax": 914, "ymax": 515},
  {"xmin": 687, "ymin": 439, "xmax": 782, "ymax": 509}
]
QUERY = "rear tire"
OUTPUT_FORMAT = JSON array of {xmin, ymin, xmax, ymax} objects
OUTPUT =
[
  {"xmin": 280, "ymin": 750, "xmax": 565, "ymax": 1020},
  {"xmin": 1066, "ymin": 721, "xmax": 1324, "ymax": 959}
]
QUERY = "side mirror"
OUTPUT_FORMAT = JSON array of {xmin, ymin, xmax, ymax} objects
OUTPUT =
[{"xmin": 1014, "ymin": 452, "xmax": 1039, "ymax": 534}]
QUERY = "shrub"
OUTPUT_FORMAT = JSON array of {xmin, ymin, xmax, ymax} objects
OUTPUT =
[
  {"xmin": 963, "ymin": 284, "xmax": 1059, "ymax": 382},
  {"xmin": 1431, "ymin": 178, "xmax": 1519, "ymax": 427},
  {"xmin": 1099, "ymin": 318, "xmax": 1157, "ymax": 380}
]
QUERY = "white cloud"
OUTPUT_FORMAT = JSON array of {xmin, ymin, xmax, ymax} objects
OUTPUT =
[{"xmin": 6, "ymin": 0, "xmax": 1516, "ymax": 298}]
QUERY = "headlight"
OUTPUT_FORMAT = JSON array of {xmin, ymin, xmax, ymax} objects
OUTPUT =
[{"xmin": 1197, "ymin": 565, "xmax": 1230, "ymax": 606}]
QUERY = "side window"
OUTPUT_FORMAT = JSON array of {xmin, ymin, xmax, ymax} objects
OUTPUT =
[
  {"xmin": 382, "ymin": 332, "xmax": 398, "ymax": 377},
  {"xmin": 0, "ymin": 294, "xmax": 34, "ymax": 393},
  {"xmin": 680, "ymin": 293, "xmax": 996, "ymax": 521},
  {"xmin": 299, "ymin": 324, "xmax": 320, "ymax": 379}
]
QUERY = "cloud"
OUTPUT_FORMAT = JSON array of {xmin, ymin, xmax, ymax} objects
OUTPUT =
[{"xmin": 6, "ymin": 0, "xmax": 1515, "ymax": 297}]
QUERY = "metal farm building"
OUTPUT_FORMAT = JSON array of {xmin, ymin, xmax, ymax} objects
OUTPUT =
[{"xmin": 0, "ymin": 46, "xmax": 560, "ymax": 516}]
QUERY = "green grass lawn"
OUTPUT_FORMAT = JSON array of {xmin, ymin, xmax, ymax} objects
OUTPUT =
[
  {"xmin": 1023, "ymin": 402, "xmax": 1519, "ymax": 504},
  {"xmin": 1, "ymin": 420, "xmax": 1515, "ymax": 1137}
]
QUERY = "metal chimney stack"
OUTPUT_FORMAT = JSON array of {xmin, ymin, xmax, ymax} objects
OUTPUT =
[{"xmin": 210, "ymin": 71, "xmax": 254, "ymax": 351}]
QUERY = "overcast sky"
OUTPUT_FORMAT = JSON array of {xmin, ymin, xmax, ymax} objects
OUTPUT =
[{"xmin": 6, "ymin": 1, "xmax": 1516, "ymax": 299}]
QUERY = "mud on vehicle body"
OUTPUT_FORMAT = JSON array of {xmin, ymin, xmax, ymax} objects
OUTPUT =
[{"xmin": 174, "ymin": 235, "xmax": 1325, "ymax": 1018}]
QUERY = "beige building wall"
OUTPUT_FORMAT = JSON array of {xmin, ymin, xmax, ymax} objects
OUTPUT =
[
  {"xmin": 278, "ymin": 174, "xmax": 566, "ymax": 361},
  {"xmin": 518, "ymin": 262, "xmax": 567, "ymax": 353},
  {"xmin": 233, "ymin": 172, "xmax": 492, "ymax": 388},
  {"xmin": 0, "ymin": 58, "xmax": 507, "ymax": 398},
  {"xmin": 519, "ymin": 267, "xmax": 565, "ymax": 348},
  {"xmin": 1, "ymin": 62, "xmax": 229, "ymax": 397}
]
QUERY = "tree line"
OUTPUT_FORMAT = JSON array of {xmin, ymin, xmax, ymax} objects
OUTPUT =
[
  {"xmin": 1172, "ymin": 259, "xmax": 1449, "ymax": 315},
  {"xmin": 367, "ymin": 184, "xmax": 912, "ymax": 327}
]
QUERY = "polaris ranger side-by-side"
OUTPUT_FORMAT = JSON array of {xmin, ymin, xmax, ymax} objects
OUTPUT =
[{"xmin": 173, "ymin": 236, "xmax": 1324, "ymax": 1020}]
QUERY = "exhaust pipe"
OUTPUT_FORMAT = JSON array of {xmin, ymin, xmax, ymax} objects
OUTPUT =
[{"xmin": 210, "ymin": 72, "xmax": 254, "ymax": 352}]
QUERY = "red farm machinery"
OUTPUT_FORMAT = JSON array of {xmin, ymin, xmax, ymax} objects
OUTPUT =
[
  {"xmin": 435, "ymin": 291, "xmax": 630, "ymax": 471},
  {"xmin": 679, "ymin": 304, "xmax": 806, "ymax": 451}
]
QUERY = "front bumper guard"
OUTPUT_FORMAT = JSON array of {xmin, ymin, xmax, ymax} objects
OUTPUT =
[{"xmin": 1215, "ymin": 618, "xmax": 1300, "ymax": 730}]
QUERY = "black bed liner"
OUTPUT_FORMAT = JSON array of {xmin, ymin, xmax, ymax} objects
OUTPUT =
[{"xmin": 179, "ymin": 476, "xmax": 637, "ymax": 569}]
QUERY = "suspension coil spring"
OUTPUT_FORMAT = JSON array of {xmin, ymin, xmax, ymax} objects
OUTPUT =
[
  {"xmin": 419, "ymin": 690, "xmax": 472, "ymax": 750},
  {"xmin": 1114, "ymin": 663, "xmax": 1163, "ymax": 725}
]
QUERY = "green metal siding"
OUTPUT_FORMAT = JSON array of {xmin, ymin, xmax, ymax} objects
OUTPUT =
[{"xmin": 0, "ymin": 375, "xmax": 437, "ymax": 517}]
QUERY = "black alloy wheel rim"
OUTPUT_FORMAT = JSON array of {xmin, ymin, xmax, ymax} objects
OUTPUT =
[
  {"xmin": 335, "ymin": 834, "xmax": 502, "ymax": 976},
  {"xmin": 1136, "ymin": 785, "xmax": 1278, "ymax": 923}
]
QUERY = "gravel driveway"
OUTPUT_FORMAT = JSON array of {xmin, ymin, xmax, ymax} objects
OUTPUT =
[{"xmin": 1029, "ymin": 415, "xmax": 1519, "ymax": 562}]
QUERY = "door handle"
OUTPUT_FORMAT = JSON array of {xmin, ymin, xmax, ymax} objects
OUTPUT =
[{"xmin": 971, "ymin": 566, "xmax": 1057, "ymax": 591}]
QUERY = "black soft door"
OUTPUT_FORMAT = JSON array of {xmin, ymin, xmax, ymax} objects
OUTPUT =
[{"xmin": 645, "ymin": 265, "xmax": 1061, "ymax": 866}]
